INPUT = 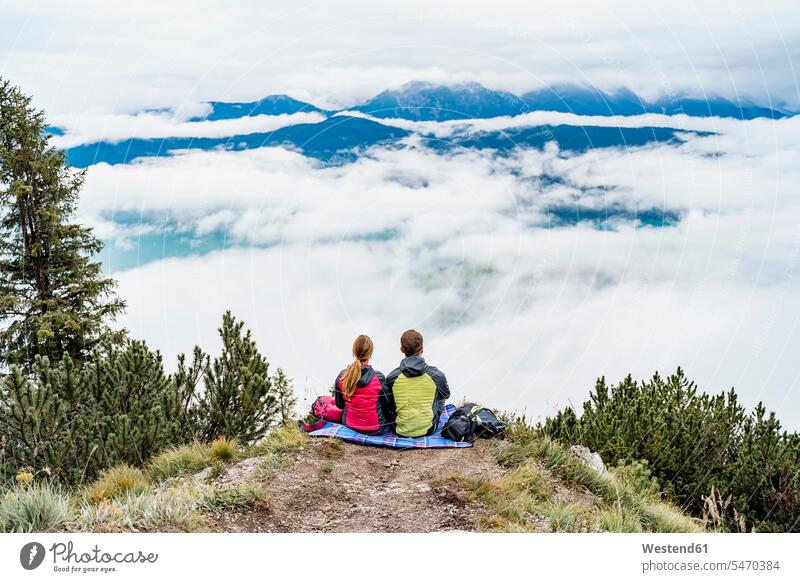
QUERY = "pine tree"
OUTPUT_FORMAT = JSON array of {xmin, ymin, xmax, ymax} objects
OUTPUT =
[
  {"xmin": 87, "ymin": 340, "xmax": 177, "ymax": 470},
  {"xmin": 169, "ymin": 346, "xmax": 207, "ymax": 442},
  {"xmin": 273, "ymin": 367, "xmax": 297, "ymax": 426},
  {"xmin": 0, "ymin": 79, "xmax": 125, "ymax": 370},
  {"xmin": 196, "ymin": 312, "xmax": 281, "ymax": 443},
  {"xmin": 0, "ymin": 362, "xmax": 67, "ymax": 481}
]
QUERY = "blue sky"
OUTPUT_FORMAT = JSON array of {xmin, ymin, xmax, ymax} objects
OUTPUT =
[{"xmin": 2, "ymin": 0, "xmax": 800, "ymax": 427}]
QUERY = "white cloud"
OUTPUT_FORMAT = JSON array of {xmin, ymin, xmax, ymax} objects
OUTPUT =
[
  {"xmin": 49, "ymin": 111, "xmax": 326, "ymax": 148},
  {"xmin": 338, "ymin": 109, "xmax": 799, "ymax": 139},
  {"xmin": 75, "ymin": 113, "xmax": 800, "ymax": 429}
]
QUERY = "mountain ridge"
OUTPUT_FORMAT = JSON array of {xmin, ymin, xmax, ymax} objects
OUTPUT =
[{"xmin": 182, "ymin": 81, "xmax": 791, "ymax": 124}]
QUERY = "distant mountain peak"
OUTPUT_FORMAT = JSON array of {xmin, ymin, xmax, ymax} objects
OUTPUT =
[
  {"xmin": 193, "ymin": 94, "xmax": 325, "ymax": 122},
  {"xmin": 353, "ymin": 80, "xmax": 528, "ymax": 122},
  {"xmin": 521, "ymin": 84, "xmax": 789, "ymax": 119}
]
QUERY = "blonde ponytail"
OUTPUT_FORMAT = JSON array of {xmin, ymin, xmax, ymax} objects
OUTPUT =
[{"xmin": 342, "ymin": 335, "xmax": 374, "ymax": 400}]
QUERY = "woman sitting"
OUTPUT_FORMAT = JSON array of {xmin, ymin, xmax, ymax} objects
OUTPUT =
[{"xmin": 333, "ymin": 335, "xmax": 392, "ymax": 435}]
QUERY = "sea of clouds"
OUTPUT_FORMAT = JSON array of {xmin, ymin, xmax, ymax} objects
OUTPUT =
[{"xmin": 70, "ymin": 111, "xmax": 800, "ymax": 428}]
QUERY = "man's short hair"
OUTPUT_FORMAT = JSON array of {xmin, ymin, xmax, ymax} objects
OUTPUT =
[{"xmin": 400, "ymin": 329, "xmax": 423, "ymax": 357}]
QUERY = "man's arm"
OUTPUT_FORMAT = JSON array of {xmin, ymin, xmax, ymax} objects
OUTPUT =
[
  {"xmin": 376, "ymin": 370, "xmax": 395, "ymax": 427},
  {"xmin": 333, "ymin": 371, "xmax": 345, "ymax": 409},
  {"xmin": 429, "ymin": 367, "xmax": 450, "ymax": 400},
  {"xmin": 382, "ymin": 368, "xmax": 401, "ymax": 425}
]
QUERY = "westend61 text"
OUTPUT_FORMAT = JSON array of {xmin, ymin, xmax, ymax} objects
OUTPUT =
[{"xmin": 642, "ymin": 543, "xmax": 708, "ymax": 554}]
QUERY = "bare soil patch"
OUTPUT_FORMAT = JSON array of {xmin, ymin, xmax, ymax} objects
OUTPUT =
[{"xmin": 207, "ymin": 439, "xmax": 505, "ymax": 532}]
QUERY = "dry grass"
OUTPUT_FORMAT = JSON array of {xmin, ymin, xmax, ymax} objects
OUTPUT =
[
  {"xmin": 84, "ymin": 465, "xmax": 149, "ymax": 504},
  {"xmin": 147, "ymin": 442, "xmax": 212, "ymax": 482},
  {"xmin": 209, "ymin": 437, "xmax": 240, "ymax": 462}
]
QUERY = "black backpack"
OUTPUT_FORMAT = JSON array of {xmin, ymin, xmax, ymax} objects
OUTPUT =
[{"xmin": 442, "ymin": 403, "xmax": 507, "ymax": 443}]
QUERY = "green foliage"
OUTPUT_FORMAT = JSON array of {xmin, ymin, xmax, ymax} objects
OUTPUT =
[
  {"xmin": 1, "ymin": 315, "xmax": 297, "ymax": 486},
  {"xmin": 273, "ymin": 367, "xmax": 297, "ymax": 426},
  {"xmin": 0, "ymin": 78, "xmax": 125, "ymax": 371},
  {"xmin": 0, "ymin": 482, "xmax": 71, "ymax": 532},
  {"xmin": 196, "ymin": 311, "xmax": 285, "ymax": 443},
  {"xmin": 0, "ymin": 342, "xmax": 186, "ymax": 483},
  {"xmin": 545, "ymin": 368, "xmax": 800, "ymax": 532}
]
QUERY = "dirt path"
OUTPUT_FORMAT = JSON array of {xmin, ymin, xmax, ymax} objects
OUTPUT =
[{"xmin": 208, "ymin": 438, "xmax": 506, "ymax": 532}]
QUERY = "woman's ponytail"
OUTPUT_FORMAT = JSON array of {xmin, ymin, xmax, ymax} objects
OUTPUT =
[{"xmin": 341, "ymin": 334, "xmax": 374, "ymax": 400}]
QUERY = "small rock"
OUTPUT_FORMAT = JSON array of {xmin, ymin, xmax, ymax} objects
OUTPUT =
[
  {"xmin": 193, "ymin": 467, "xmax": 211, "ymax": 481},
  {"xmin": 570, "ymin": 445, "xmax": 608, "ymax": 477}
]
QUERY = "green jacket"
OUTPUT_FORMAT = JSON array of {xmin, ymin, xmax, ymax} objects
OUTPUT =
[{"xmin": 385, "ymin": 356, "xmax": 450, "ymax": 437}]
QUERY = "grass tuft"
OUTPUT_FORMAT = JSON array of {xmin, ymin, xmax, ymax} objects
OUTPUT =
[
  {"xmin": 198, "ymin": 483, "xmax": 267, "ymax": 512},
  {"xmin": 85, "ymin": 465, "xmax": 149, "ymax": 504},
  {"xmin": 209, "ymin": 437, "xmax": 239, "ymax": 462},
  {"xmin": 0, "ymin": 482, "xmax": 71, "ymax": 533},
  {"xmin": 74, "ymin": 483, "xmax": 208, "ymax": 532},
  {"xmin": 320, "ymin": 461, "xmax": 336, "ymax": 477},
  {"xmin": 254, "ymin": 453, "xmax": 293, "ymax": 479},
  {"xmin": 248, "ymin": 424, "xmax": 307, "ymax": 458},
  {"xmin": 317, "ymin": 439, "xmax": 345, "ymax": 460},
  {"xmin": 147, "ymin": 442, "xmax": 212, "ymax": 482}
]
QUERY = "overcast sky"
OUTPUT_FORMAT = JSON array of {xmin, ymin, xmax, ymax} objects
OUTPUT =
[{"xmin": 2, "ymin": 0, "xmax": 799, "ymax": 114}]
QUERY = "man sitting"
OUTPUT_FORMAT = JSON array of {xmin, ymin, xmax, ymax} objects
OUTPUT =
[{"xmin": 385, "ymin": 329, "xmax": 450, "ymax": 437}]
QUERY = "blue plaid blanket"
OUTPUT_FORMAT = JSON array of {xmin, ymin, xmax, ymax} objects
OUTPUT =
[{"xmin": 308, "ymin": 404, "xmax": 472, "ymax": 449}]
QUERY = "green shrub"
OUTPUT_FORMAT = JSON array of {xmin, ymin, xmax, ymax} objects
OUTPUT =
[
  {"xmin": 613, "ymin": 460, "xmax": 661, "ymax": 501},
  {"xmin": 545, "ymin": 368, "xmax": 800, "ymax": 532},
  {"xmin": 0, "ymin": 342, "xmax": 189, "ymax": 484},
  {"xmin": 319, "ymin": 461, "xmax": 335, "ymax": 477},
  {"xmin": 0, "ymin": 482, "xmax": 71, "ymax": 532},
  {"xmin": 195, "ymin": 312, "xmax": 284, "ymax": 443},
  {"xmin": 0, "ymin": 314, "xmax": 297, "ymax": 486}
]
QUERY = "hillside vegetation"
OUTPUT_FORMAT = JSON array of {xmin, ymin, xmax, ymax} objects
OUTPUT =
[
  {"xmin": 1, "ymin": 422, "xmax": 702, "ymax": 533},
  {"xmin": 545, "ymin": 369, "xmax": 800, "ymax": 532}
]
